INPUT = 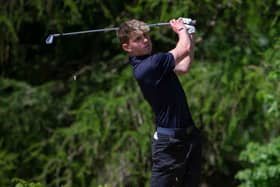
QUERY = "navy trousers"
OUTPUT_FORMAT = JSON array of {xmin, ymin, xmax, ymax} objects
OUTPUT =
[{"xmin": 151, "ymin": 127, "xmax": 202, "ymax": 187}]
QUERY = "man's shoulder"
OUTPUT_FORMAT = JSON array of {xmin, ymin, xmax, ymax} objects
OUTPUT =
[
  {"xmin": 150, "ymin": 52, "xmax": 173, "ymax": 60},
  {"xmin": 132, "ymin": 55, "xmax": 157, "ymax": 80},
  {"xmin": 139, "ymin": 53, "xmax": 173, "ymax": 68}
]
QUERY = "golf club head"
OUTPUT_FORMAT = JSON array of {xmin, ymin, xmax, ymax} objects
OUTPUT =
[{"xmin": 46, "ymin": 35, "xmax": 54, "ymax": 44}]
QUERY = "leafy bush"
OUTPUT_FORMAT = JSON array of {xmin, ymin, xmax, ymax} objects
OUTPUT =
[
  {"xmin": 236, "ymin": 137, "xmax": 280, "ymax": 187},
  {"xmin": 0, "ymin": 0, "xmax": 279, "ymax": 186},
  {"xmin": 13, "ymin": 178, "xmax": 42, "ymax": 187}
]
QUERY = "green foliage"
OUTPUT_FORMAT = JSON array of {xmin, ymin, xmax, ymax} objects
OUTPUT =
[
  {"xmin": 5, "ymin": 68, "xmax": 153, "ymax": 187},
  {"xmin": 234, "ymin": 36, "xmax": 280, "ymax": 187},
  {"xmin": 0, "ymin": 149, "xmax": 17, "ymax": 186},
  {"xmin": 13, "ymin": 178, "xmax": 42, "ymax": 187},
  {"xmin": 0, "ymin": 0, "xmax": 279, "ymax": 186},
  {"xmin": 0, "ymin": 78, "xmax": 75, "ymax": 187},
  {"xmin": 256, "ymin": 37, "xmax": 280, "ymax": 127},
  {"xmin": 235, "ymin": 137, "xmax": 280, "ymax": 187}
]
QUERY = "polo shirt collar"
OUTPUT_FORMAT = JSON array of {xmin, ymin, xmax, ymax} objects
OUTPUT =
[{"xmin": 129, "ymin": 54, "xmax": 151, "ymax": 66}]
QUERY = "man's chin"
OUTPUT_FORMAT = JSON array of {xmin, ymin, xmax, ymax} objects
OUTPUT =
[
  {"xmin": 138, "ymin": 51, "xmax": 151, "ymax": 56},
  {"xmin": 132, "ymin": 49, "xmax": 152, "ymax": 56},
  {"xmin": 142, "ymin": 52, "xmax": 151, "ymax": 56},
  {"xmin": 144, "ymin": 48, "xmax": 152, "ymax": 55}
]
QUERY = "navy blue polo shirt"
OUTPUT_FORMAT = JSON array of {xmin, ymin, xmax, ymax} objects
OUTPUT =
[{"xmin": 129, "ymin": 52, "xmax": 194, "ymax": 128}]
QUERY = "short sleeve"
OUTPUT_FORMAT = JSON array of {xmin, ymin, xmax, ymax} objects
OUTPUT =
[{"xmin": 152, "ymin": 52, "xmax": 175, "ymax": 77}]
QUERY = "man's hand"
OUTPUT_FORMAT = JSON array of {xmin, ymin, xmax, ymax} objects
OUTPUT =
[{"xmin": 169, "ymin": 18, "xmax": 187, "ymax": 34}]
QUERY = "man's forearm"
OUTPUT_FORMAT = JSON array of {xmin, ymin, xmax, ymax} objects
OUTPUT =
[
  {"xmin": 169, "ymin": 27, "xmax": 192, "ymax": 63},
  {"xmin": 176, "ymin": 29, "xmax": 192, "ymax": 58},
  {"xmin": 174, "ymin": 34, "xmax": 195, "ymax": 74}
]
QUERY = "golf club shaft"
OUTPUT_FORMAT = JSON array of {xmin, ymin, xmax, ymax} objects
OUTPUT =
[
  {"xmin": 46, "ymin": 22, "xmax": 170, "ymax": 44},
  {"xmin": 60, "ymin": 22, "xmax": 169, "ymax": 36},
  {"xmin": 46, "ymin": 19, "xmax": 196, "ymax": 44}
]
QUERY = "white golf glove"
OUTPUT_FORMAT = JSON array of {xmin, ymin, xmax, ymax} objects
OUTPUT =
[
  {"xmin": 180, "ymin": 17, "xmax": 196, "ymax": 34},
  {"xmin": 180, "ymin": 18, "xmax": 194, "ymax": 25},
  {"xmin": 185, "ymin": 24, "xmax": 196, "ymax": 34}
]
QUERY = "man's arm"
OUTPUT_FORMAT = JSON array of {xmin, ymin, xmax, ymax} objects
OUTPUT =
[
  {"xmin": 173, "ymin": 33, "xmax": 195, "ymax": 74},
  {"xmin": 169, "ymin": 19, "xmax": 191, "ymax": 66}
]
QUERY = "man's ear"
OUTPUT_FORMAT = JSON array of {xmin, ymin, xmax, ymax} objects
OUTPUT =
[{"xmin": 122, "ymin": 43, "xmax": 132, "ymax": 53}]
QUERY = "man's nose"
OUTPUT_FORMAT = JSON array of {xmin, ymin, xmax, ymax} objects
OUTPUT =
[{"xmin": 143, "ymin": 37, "xmax": 148, "ymax": 43}]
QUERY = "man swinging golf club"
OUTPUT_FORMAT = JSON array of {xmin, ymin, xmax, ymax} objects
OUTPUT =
[{"xmin": 117, "ymin": 18, "xmax": 202, "ymax": 187}]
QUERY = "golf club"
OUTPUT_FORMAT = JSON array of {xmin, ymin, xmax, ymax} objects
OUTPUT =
[{"xmin": 45, "ymin": 18, "xmax": 196, "ymax": 45}]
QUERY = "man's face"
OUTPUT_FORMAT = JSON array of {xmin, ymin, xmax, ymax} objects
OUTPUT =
[{"xmin": 122, "ymin": 31, "xmax": 152, "ymax": 56}]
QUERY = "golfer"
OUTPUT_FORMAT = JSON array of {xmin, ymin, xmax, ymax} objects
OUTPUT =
[{"xmin": 117, "ymin": 18, "xmax": 202, "ymax": 187}]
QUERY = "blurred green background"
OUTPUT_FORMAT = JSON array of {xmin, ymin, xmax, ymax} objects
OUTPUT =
[{"xmin": 0, "ymin": 0, "xmax": 279, "ymax": 187}]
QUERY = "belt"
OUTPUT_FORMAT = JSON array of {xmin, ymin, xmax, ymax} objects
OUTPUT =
[{"xmin": 157, "ymin": 126, "xmax": 195, "ymax": 137}]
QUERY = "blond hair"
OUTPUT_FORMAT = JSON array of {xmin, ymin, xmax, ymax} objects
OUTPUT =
[{"xmin": 117, "ymin": 19, "xmax": 150, "ymax": 44}]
